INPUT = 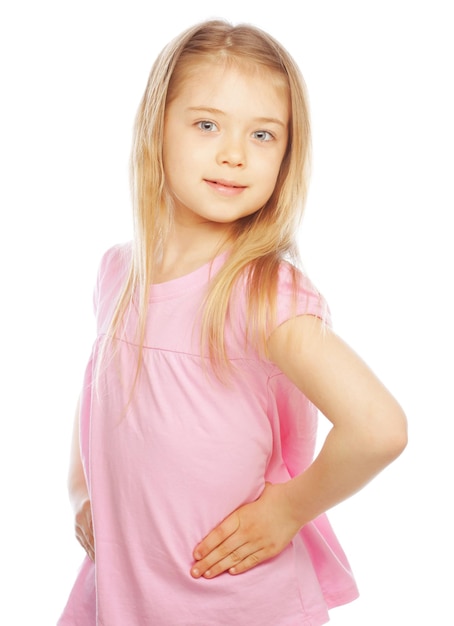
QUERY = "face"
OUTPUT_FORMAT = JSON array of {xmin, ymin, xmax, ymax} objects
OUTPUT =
[{"xmin": 162, "ymin": 61, "xmax": 289, "ymax": 229}]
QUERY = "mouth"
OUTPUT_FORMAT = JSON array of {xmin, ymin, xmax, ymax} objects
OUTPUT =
[{"xmin": 204, "ymin": 179, "xmax": 247, "ymax": 196}]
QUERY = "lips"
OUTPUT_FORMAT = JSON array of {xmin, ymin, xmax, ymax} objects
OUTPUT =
[
  {"xmin": 207, "ymin": 178, "xmax": 245, "ymax": 188},
  {"xmin": 204, "ymin": 178, "xmax": 247, "ymax": 196}
]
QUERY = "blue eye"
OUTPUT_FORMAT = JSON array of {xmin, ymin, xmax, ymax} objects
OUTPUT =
[
  {"xmin": 252, "ymin": 130, "xmax": 274, "ymax": 142},
  {"xmin": 197, "ymin": 121, "xmax": 218, "ymax": 132}
]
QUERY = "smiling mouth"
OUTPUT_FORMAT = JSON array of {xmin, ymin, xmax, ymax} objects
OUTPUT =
[
  {"xmin": 205, "ymin": 179, "xmax": 246, "ymax": 188},
  {"xmin": 204, "ymin": 179, "xmax": 247, "ymax": 196},
  {"xmin": 205, "ymin": 179, "xmax": 246, "ymax": 198}
]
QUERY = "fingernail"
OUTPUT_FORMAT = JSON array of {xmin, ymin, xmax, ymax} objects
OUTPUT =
[
  {"xmin": 194, "ymin": 551, "xmax": 201, "ymax": 560},
  {"xmin": 203, "ymin": 570, "xmax": 212, "ymax": 578},
  {"xmin": 191, "ymin": 568, "xmax": 199, "ymax": 577}
]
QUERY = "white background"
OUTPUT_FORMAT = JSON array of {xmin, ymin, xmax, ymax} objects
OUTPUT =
[{"xmin": 1, "ymin": 1, "xmax": 453, "ymax": 624}]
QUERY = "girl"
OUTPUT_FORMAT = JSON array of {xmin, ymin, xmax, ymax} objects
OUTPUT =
[{"xmin": 58, "ymin": 19, "xmax": 407, "ymax": 626}]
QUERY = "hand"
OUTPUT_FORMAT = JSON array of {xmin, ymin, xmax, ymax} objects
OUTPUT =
[
  {"xmin": 190, "ymin": 482, "xmax": 301, "ymax": 579},
  {"xmin": 75, "ymin": 498, "xmax": 95, "ymax": 561}
]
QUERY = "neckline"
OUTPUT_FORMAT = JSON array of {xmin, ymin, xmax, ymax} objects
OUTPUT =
[{"xmin": 148, "ymin": 251, "xmax": 228, "ymax": 300}]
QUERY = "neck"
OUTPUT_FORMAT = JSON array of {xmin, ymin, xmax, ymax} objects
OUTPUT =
[{"xmin": 152, "ymin": 220, "xmax": 231, "ymax": 284}]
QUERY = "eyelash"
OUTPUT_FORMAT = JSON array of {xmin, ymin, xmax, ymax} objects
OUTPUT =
[{"xmin": 196, "ymin": 121, "xmax": 275, "ymax": 142}]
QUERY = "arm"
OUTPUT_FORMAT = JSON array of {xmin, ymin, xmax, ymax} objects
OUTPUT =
[
  {"xmin": 266, "ymin": 314, "xmax": 408, "ymax": 524},
  {"xmin": 191, "ymin": 315, "xmax": 407, "ymax": 579},
  {"xmin": 68, "ymin": 399, "xmax": 95, "ymax": 561}
]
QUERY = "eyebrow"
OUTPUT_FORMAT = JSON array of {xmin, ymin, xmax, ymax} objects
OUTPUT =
[{"xmin": 186, "ymin": 106, "xmax": 287, "ymax": 128}]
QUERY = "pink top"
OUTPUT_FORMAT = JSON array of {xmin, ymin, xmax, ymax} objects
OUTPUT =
[{"xmin": 58, "ymin": 244, "xmax": 358, "ymax": 626}]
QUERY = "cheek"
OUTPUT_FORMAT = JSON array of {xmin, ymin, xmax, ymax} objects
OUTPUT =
[
  {"xmin": 164, "ymin": 130, "xmax": 205, "ymax": 172},
  {"xmin": 260, "ymin": 156, "xmax": 284, "ymax": 194},
  {"xmin": 252, "ymin": 158, "xmax": 284, "ymax": 207}
]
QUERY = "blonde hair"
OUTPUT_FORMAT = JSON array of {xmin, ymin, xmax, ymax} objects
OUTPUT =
[{"xmin": 106, "ymin": 19, "xmax": 312, "ymax": 377}]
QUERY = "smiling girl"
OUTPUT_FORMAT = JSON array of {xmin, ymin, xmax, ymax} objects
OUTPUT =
[{"xmin": 58, "ymin": 20, "xmax": 407, "ymax": 626}]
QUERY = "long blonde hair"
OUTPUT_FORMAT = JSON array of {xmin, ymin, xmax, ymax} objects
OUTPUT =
[{"xmin": 106, "ymin": 19, "xmax": 312, "ymax": 376}]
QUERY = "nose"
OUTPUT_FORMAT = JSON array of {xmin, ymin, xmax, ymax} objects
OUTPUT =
[{"xmin": 216, "ymin": 132, "xmax": 246, "ymax": 167}]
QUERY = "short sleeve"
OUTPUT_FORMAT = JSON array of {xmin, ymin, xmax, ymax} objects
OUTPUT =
[
  {"xmin": 273, "ymin": 262, "xmax": 331, "ymax": 333},
  {"xmin": 92, "ymin": 243, "xmax": 132, "ymax": 334}
]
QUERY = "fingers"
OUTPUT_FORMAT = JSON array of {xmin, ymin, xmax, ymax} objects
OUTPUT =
[
  {"xmin": 76, "ymin": 527, "xmax": 95, "ymax": 561},
  {"xmin": 75, "ymin": 501, "xmax": 95, "ymax": 561},
  {"xmin": 192, "ymin": 540, "xmax": 264, "ymax": 579},
  {"xmin": 191, "ymin": 513, "xmax": 244, "ymax": 579},
  {"xmin": 191, "ymin": 509, "xmax": 269, "ymax": 579},
  {"xmin": 228, "ymin": 550, "xmax": 262, "ymax": 575},
  {"xmin": 192, "ymin": 535, "xmax": 247, "ymax": 578},
  {"xmin": 190, "ymin": 483, "xmax": 299, "ymax": 580},
  {"xmin": 193, "ymin": 513, "xmax": 240, "ymax": 562}
]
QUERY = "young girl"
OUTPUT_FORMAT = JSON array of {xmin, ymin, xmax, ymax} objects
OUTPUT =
[{"xmin": 58, "ymin": 19, "xmax": 407, "ymax": 626}]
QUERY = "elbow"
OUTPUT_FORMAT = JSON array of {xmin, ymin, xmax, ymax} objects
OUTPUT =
[
  {"xmin": 372, "ymin": 405, "xmax": 408, "ymax": 464},
  {"xmin": 382, "ymin": 425, "xmax": 408, "ymax": 464}
]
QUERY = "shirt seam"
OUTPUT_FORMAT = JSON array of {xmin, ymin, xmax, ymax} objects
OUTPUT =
[{"xmin": 99, "ymin": 333, "xmax": 269, "ymax": 365}]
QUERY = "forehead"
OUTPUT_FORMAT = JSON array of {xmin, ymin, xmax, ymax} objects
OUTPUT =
[{"xmin": 167, "ymin": 59, "xmax": 290, "ymax": 122}]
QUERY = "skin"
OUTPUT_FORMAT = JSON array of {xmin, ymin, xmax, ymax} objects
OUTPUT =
[
  {"xmin": 68, "ymin": 61, "xmax": 408, "ymax": 579},
  {"xmin": 157, "ymin": 61, "xmax": 290, "ymax": 281}
]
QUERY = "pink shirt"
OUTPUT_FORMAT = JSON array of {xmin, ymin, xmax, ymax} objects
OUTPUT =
[{"xmin": 58, "ymin": 244, "xmax": 358, "ymax": 626}]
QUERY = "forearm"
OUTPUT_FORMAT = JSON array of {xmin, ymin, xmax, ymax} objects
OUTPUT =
[
  {"xmin": 282, "ymin": 422, "xmax": 405, "ymax": 527},
  {"xmin": 68, "ymin": 398, "xmax": 90, "ymax": 514}
]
